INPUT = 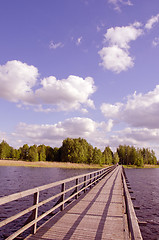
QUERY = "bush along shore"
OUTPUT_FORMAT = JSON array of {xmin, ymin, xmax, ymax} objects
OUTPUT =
[{"xmin": 0, "ymin": 138, "xmax": 158, "ymax": 167}]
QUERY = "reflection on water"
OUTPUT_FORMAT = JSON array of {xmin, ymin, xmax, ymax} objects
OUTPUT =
[
  {"xmin": 0, "ymin": 166, "xmax": 94, "ymax": 239},
  {"xmin": 125, "ymin": 168, "xmax": 159, "ymax": 240}
]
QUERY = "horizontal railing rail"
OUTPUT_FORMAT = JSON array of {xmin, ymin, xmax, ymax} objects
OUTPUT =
[
  {"xmin": 0, "ymin": 164, "xmax": 117, "ymax": 240},
  {"xmin": 122, "ymin": 167, "xmax": 143, "ymax": 240}
]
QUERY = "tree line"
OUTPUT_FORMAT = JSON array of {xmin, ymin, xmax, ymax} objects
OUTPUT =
[
  {"xmin": 117, "ymin": 145, "xmax": 157, "ymax": 166},
  {"xmin": 0, "ymin": 138, "xmax": 158, "ymax": 166}
]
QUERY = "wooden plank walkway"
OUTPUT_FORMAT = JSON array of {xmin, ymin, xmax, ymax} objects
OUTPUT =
[{"xmin": 26, "ymin": 166, "xmax": 128, "ymax": 240}]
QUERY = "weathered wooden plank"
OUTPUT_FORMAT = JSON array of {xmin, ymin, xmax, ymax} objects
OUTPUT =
[{"xmin": 32, "ymin": 191, "xmax": 39, "ymax": 234}]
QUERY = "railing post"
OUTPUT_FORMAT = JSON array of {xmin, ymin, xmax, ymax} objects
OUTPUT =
[
  {"xmin": 84, "ymin": 175, "xmax": 87, "ymax": 193},
  {"xmin": 61, "ymin": 183, "xmax": 65, "ymax": 211},
  {"xmin": 100, "ymin": 170, "xmax": 102, "ymax": 178},
  {"xmin": 32, "ymin": 191, "xmax": 39, "ymax": 234},
  {"xmin": 97, "ymin": 172, "xmax": 99, "ymax": 182},
  {"xmin": 90, "ymin": 174, "xmax": 92, "ymax": 188},
  {"xmin": 75, "ymin": 178, "xmax": 79, "ymax": 199},
  {"xmin": 94, "ymin": 172, "xmax": 96, "ymax": 185},
  {"xmin": 101, "ymin": 170, "xmax": 104, "ymax": 178}
]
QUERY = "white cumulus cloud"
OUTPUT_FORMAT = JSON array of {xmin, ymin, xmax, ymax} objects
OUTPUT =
[
  {"xmin": 101, "ymin": 85, "xmax": 159, "ymax": 129},
  {"xmin": 145, "ymin": 14, "xmax": 159, "ymax": 30},
  {"xmin": 7, "ymin": 117, "xmax": 159, "ymax": 157},
  {"xmin": 0, "ymin": 60, "xmax": 38, "ymax": 103},
  {"xmin": 13, "ymin": 117, "xmax": 113, "ymax": 148},
  {"xmin": 101, "ymin": 102, "xmax": 123, "ymax": 118},
  {"xmin": 106, "ymin": 127, "xmax": 159, "ymax": 157},
  {"xmin": 98, "ymin": 46, "xmax": 134, "ymax": 73},
  {"xmin": 0, "ymin": 61, "xmax": 96, "ymax": 112},
  {"xmin": 99, "ymin": 23, "xmax": 143, "ymax": 73},
  {"xmin": 104, "ymin": 24, "xmax": 143, "ymax": 49},
  {"xmin": 35, "ymin": 75, "xmax": 96, "ymax": 111}
]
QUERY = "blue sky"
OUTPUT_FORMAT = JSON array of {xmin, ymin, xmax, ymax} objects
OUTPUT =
[{"xmin": 1, "ymin": 0, "xmax": 159, "ymax": 157}]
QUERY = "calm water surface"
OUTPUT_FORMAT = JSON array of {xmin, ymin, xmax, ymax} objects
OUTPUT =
[
  {"xmin": 125, "ymin": 168, "xmax": 159, "ymax": 240},
  {"xmin": 0, "ymin": 166, "xmax": 94, "ymax": 239},
  {"xmin": 0, "ymin": 166, "xmax": 159, "ymax": 239}
]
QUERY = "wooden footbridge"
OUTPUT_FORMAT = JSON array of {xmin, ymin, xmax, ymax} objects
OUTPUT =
[{"xmin": 0, "ymin": 165, "xmax": 143, "ymax": 240}]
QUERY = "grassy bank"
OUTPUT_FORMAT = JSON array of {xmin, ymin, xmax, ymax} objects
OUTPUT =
[
  {"xmin": 123, "ymin": 164, "xmax": 159, "ymax": 168},
  {"xmin": 0, "ymin": 159, "xmax": 104, "ymax": 169}
]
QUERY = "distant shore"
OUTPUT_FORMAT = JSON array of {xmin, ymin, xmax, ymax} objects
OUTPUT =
[
  {"xmin": 123, "ymin": 164, "xmax": 159, "ymax": 168},
  {"xmin": 1, "ymin": 160, "xmax": 158, "ymax": 169},
  {"xmin": 0, "ymin": 159, "xmax": 104, "ymax": 169}
]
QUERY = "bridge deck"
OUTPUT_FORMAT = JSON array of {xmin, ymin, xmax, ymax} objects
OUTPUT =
[{"xmin": 26, "ymin": 166, "xmax": 128, "ymax": 240}]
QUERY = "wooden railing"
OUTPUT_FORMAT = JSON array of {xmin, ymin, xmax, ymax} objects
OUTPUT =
[
  {"xmin": 0, "ymin": 165, "xmax": 116, "ymax": 240},
  {"xmin": 122, "ymin": 167, "xmax": 143, "ymax": 240}
]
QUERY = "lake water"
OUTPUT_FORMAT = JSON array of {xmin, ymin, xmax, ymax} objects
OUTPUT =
[
  {"xmin": 0, "ymin": 166, "xmax": 159, "ymax": 239},
  {"xmin": 0, "ymin": 166, "xmax": 94, "ymax": 239},
  {"xmin": 125, "ymin": 168, "xmax": 159, "ymax": 240}
]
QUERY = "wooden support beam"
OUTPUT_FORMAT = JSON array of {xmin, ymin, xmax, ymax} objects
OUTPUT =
[
  {"xmin": 134, "ymin": 206, "xmax": 140, "ymax": 210},
  {"xmin": 32, "ymin": 191, "xmax": 39, "ymax": 234},
  {"xmin": 61, "ymin": 183, "xmax": 65, "ymax": 211},
  {"xmin": 138, "ymin": 221, "xmax": 147, "ymax": 226},
  {"xmin": 84, "ymin": 175, "xmax": 87, "ymax": 193},
  {"xmin": 75, "ymin": 178, "xmax": 79, "ymax": 199},
  {"xmin": 131, "ymin": 197, "xmax": 136, "ymax": 200}
]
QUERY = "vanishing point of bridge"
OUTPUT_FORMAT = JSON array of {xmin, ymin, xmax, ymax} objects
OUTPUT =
[{"xmin": 0, "ymin": 165, "xmax": 143, "ymax": 240}]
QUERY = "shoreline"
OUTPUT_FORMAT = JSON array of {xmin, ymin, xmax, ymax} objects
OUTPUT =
[
  {"xmin": 1, "ymin": 160, "xmax": 158, "ymax": 169},
  {"xmin": 0, "ymin": 159, "xmax": 104, "ymax": 169},
  {"xmin": 123, "ymin": 164, "xmax": 159, "ymax": 168}
]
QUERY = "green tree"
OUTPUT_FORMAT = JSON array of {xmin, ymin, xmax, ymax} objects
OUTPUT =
[
  {"xmin": 77, "ymin": 138, "xmax": 89, "ymax": 163},
  {"xmin": 87, "ymin": 144, "xmax": 94, "ymax": 164},
  {"xmin": 28, "ymin": 145, "xmax": 38, "ymax": 162},
  {"xmin": 61, "ymin": 138, "xmax": 74, "ymax": 162},
  {"xmin": 125, "ymin": 146, "xmax": 132, "ymax": 165},
  {"xmin": 103, "ymin": 146, "xmax": 113, "ymax": 165},
  {"xmin": 135, "ymin": 149, "xmax": 144, "ymax": 167},
  {"xmin": 113, "ymin": 152, "xmax": 119, "ymax": 164},
  {"xmin": 141, "ymin": 148, "xmax": 157, "ymax": 165},
  {"xmin": 60, "ymin": 138, "xmax": 96, "ymax": 164},
  {"xmin": 14, "ymin": 149, "xmax": 21, "ymax": 160},
  {"xmin": 38, "ymin": 145, "xmax": 46, "ymax": 161},
  {"xmin": 20, "ymin": 144, "xmax": 29, "ymax": 161},
  {"xmin": 92, "ymin": 147, "xmax": 103, "ymax": 165},
  {"xmin": 52, "ymin": 147, "xmax": 60, "ymax": 162},
  {"xmin": 10, "ymin": 147, "xmax": 16, "ymax": 159},
  {"xmin": 150, "ymin": 150, "xmax": 157, "ymax": 165},
  {"xmin": 61, "ymin": 138, "xmax": 83, "ymax": 163},
  {"xmin": 46, "ymin": 146, "xmax": 55, "ymax": 161},
  {"xmin": 117, "ymin": 145, "xmax": 126, "ymax": 165},
  {"xmin": 129, "ymin": 146, "xmax": 137, "ymax": 165},
  {"xmin": 0, "ymin": 140, "xmax": 11, "ymax": 159}
]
